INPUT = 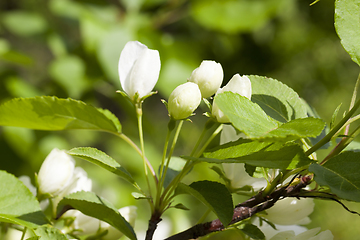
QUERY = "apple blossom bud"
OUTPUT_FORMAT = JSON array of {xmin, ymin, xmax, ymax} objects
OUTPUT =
[
  {"xmin": 188, "ymin": 60, "xmax": 223, "ymax": 98},
  {"xmin": 52, "ymin": 167, "xmax": 93, "ymax": 210},
  {"xmin": 118, "ymin": 41, "xmax": 161, "ymax": 100},
  {"xmin": 168, "ymin": 82, "xmax": 202, "ymax": 120},
  {"xmin": 212, "ymin": 74, "xmax": 252, "ymax": 123},
  {"xmin": 37, "ymin": 148, "xmax": 75, "ymax": 196},
  {"xmin": 265, "ymin": 198, "xmax": 315, "ymax": 225}
]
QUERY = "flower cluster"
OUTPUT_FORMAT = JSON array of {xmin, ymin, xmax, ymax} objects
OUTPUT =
[
  {"xmin": 118, "ymin": 41, "xmax": 252, "ymax": 121},
  {"xmin": 36, "ymin": 148, "xmax": 136, "ymax": 239}
]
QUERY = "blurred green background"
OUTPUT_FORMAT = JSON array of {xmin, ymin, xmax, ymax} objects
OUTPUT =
[{"xmin": 1, "ymin": 0, "xmax": 360, "ymax": 239}]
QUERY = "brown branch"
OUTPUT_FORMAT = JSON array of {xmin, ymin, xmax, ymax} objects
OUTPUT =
[{"xmin": 165, "ymin": 176, "xmax": 311, "ymax": 240}]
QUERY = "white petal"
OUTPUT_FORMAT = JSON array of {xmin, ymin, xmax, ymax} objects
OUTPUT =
[
  {"xmin": 37, "ymin": 148, "xmax": 75, "ymax": 196},
  {"xmin": 269, "ymin": 231, "xmax": 296, "ymax": 240},
  {"xmin": 295, "ymin": 228, "xmax": 320, "ymax": 240},
  {"xmin": 128, "ymin": 48, "xmax": 161, "ymax": 98},
  {"xmin": 168, "ymin": 82, "xmax": 201, "ymax": 119},
  {"xmin": 223, "ymin": 74, "xmax": 252, "ymax": 100},
  {"xmin": 188, "ymin": 60, "xmax": 223, "ymax": 98},
  {"xmin": 118, "ymin": 41, "xmax": 148, "ymax": 95},
  {"xmin": 307, "ymin": 230, "xmax": 334, "ymax": 240},
  {"xmin": 265, "ymin": 198, "xmax": 315, "ymax": 225}
]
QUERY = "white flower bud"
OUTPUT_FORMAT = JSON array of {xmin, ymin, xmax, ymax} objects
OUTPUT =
[
  {"xmin": 265, "ymin": 198, "xmax": 315, "ymax": 225},
  {"xmin": 188, "ymin": 60, "xmax": 223, "ymax": 98},
  {"xmin": 212, "ymin": 74, "xmax": 252, "ymax": 123},
  {"xmin": 118, "ymin": 41, "xmax": 161, "ymax": 100},
  {"xmin": 52, "ymin": 167, "xmax": 93, "ymax": 210},
  {"xmin": 37, "ymin": 148, "xmax": 75, "ymax": 196},
  {"xmin": 168, "ymin": 82, "xmax": 202, "ymax": 120}
]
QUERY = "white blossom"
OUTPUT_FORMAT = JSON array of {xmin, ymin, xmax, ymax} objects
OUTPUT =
[
  {"xmin": 37, "ymin": 148, "xmax": 75, "ymax": 196},
  {"xmin": 188, "ymin": 60, "xmax": 223, "ymax": 98},
  {"xmin": 212, "ymin": 74, "xmax": 252, "ymax": 123},
  {"xmin": 265, "ymin": 198, "xmax": 315, "ymax": 225},
  {"xmin": 118, "ymin": 41, "xmax": 161, "ymax": 100},
  {"xmin": 269, "ymin": 228, "xmax": 333, "ymax": 240},
  {"xmin": 168, "ymin": 82, "xmax": 202, "ymax": 120}
]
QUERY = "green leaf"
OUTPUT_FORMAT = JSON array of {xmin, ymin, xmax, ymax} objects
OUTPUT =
[
  {"xmin": 191, "ymin": 0, "xmax": 285, "ymax": 33},
  {"xmin": 335, "ymin": 0, "xmax": 360, "ymax": 66},
  {"xmin": 175, "ymin": 181, "xmax": 233, "ymax": 226},
  {"xmin": 2, "ymin": 11, "xmax": 47, "ymax": 36},
  {"xmin": 239, "ymin": 223, "xmax": 265, "ymax": 240},
  {"xmin": 57, "ymin": 191, "xmax": 137, "ymax": 240},
  {"xmin": 199, "ymin": 139, "xmax": 312, "ymax": 170},
  {"xmin": 0, "ymin": 171, "xmax": 48, "ymax": 228},
  {"xmin": 215, "ymin": 92, "xmax": 324, "ymax": 140},
  {"xmin": 0, "ymin": 96, "xmax": 120, "ymax": 133},
  {"xmin": 34, "ymin": 225, "xmax": 68, "ymax": 240},
  {"xmin": 215, "ymin": 92, "xmax": 279, "ymax": 138},
  {"xmin": 248, "ymin": 75, "xmax": 308, "ymax": 122},
  {"xmin": 260, "ymin": 117, "xmax": 325, "ymax": 141},
  {"xmin": 330, "ymin": 103, "xmax": 342, "ymax": 129},
  {"xmin": 67, "ymin": 147, "xmax": 135, "ymax": 185},
  {"xmin": 309, "ymin": 151, "xmax": 360, "ymax": 201}
]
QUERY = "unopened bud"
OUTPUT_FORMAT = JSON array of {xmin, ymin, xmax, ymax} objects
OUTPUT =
[{"xmin": 168, "ymin": 82, "xmax": 202, "ymax": 120}]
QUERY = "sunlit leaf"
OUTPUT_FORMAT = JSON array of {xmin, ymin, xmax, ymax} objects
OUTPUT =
[
  {"xmin": 67, "ymin": 147, "xmax": 135, "ymax": 185},
  {"xmin": 0, "ymin": 96, "xmax": 121, "ymax": 133},
  {"xmin": 0, "ymin": 171, "xmax": 48, "ymax": 228},
  {"xmin": 34, "ymin": 225, "xmax": 68, "ymax": 240},
  {"xmin": 248, "ymin": 75, "xmax": 308, "ymax": 122},
  {"xmin": 215, "ymin": 92, "xmax": 324, "ymax": 140},
  {"xmin": 335, "ymin": 0, "xmax": 360, "ymax": 66},
  {"xmin": 188, "ymin": 140, "xmax": 312, "ymax": 170},
  {"xmin": 309, "ymin": 151, "xmax": 360, "ymax": 201},
  {"xmin": 57, "ymin": 191, "xmax": 137, "ymax": 240}
]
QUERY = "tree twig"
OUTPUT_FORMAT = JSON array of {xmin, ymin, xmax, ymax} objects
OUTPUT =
[{"xmin": 164, "ymin": 175, "xmax": 311, "ymax": 240}]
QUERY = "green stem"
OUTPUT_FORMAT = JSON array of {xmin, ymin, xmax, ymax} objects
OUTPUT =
[
  {"xmin": 20, "ymin": 227, "xmax": 27, "ymax": 240},
  {"xmin": 117, "ymin": 132, "xmax": 157, "ymax": 182},
  {"xmin": 305, "ymin": 97, "xmax": 360, "ymax": 156},
  {"xmin": 162, "ymin": 120, "xmax": 184, "ymax": 186},
  {"xmin": 160, "ymin": 123, "xmax": 223, "ymax": 209},
  {"xmin": 136, "ymin": 105, "xmax": 156, "ymax": 209}
]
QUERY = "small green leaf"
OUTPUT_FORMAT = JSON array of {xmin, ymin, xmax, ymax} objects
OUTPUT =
[
  {"xmin": 172, "ymin": 203, "xmax": 190, "ymax": 211},
  {"xmin": 57, "ymin": 191, "xmax": 137, "ymax": 240},
  {"xmin": 34, "ymin": 225, "xmax": 68, "ymax": 240},
  {"xmin": 175, "ymin": 181, "xmax": 233, "ymax": 226},
  {"xmin": 309, "ymin": 151, "xmax": 360, "ymax": 201},
  {"xmin": 215, "ymin": 92, "xmax": 279, "ymax": 138},
  {"xmin": 239, "ymin": 223, "xmax": 265, "ymax": 240},
  {"xmin": 0, "ymin": 171, "xmax": 48, "ymax": 228},
  {"xmin": 249, "ymin": 75, "xmax": 308, "ymax": 122},
  {"xmin": 335, "ymin": 0, "xmax": 360, "ymax": 66},
  {"xmin": 0, "ymin": 96, "xmax": 120, "ymax": 133},
  {"xmin": 67, "ymin": 147, "xmax": 134, "ymax": 185},
  {"xmin": 330, "ymin": 103, "xmax": 342, "ymax": 129},
  {"xmin": 131, "ymin": 192, "xmax": 150, "ymax": 200},
  {"xmin": 198, "ymin": 140, "xmax": 312, "ymax": 170}
]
